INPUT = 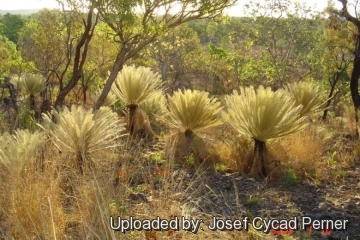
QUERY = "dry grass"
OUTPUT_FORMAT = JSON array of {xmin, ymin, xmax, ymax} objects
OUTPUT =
[{"xmin": 1, "ymin": 101, "xmax": 359, "ymax": 239}]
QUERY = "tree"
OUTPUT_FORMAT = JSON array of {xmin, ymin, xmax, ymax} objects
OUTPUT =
[
  {"xmin": 92, "ymin": 0, "xmax": 236, "ymax": 109},
  {"xmin": 138, "ymin": 24, "xmax": 202, "ymax": 92},
  {"xmin": 332, "ymin": 0, "xmax": 360, "ymax": 123},
  {"xmin": 0, "ymin": 13, "xmax": 26, "ymax": 44},
  {"xmin": 242, "ymin": 0, "xmax": 320, "ymax": 87},
  {"xmin": 308, "ymin": 8, "xmax": 353, "ymax": 120},
  {"xmin": 0, "ymin": 35, "xmax": 18, "ymax": 80},
  {"xmin": 18, "ymin": 7, "xmax": 99, "ymax": 105}
]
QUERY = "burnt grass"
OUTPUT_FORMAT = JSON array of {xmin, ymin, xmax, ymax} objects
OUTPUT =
[{"xmin": 122, "ymin": 137, "xmax": 360, "ymax": 240}]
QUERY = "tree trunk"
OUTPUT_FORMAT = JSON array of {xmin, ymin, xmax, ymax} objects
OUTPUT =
[
  {"xmin": 349, "ymin": 52, "xmax": 360, "ymax": 122},
  {"xmin": 322, "ymin": 75, "xmax": 339, "ymax": 121},
  {"xmin": 128, "ymin": 104, "xmax": 138, "ymax": 135},
  {"xmin": 54, "ymin": 7, "xmax": 97, "ymax": 107},
  {"xmin": 249, "ymin": 139, "xmax": 266, "ymax": 177},
  {"xmin": 93, "ymin": 48, "xmax": 127, "ymax": 110},
  {"xmin": 338, "ymin": 0, "xmax": 360, "ymax": 125}
]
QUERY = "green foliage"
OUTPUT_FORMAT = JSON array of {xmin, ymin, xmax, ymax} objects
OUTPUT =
[
  {"xmin": 223, "ymin": 86, "xmax": 307, "ymax": 142},
  {"xmin": 0, "ymin": 13, "xmax": 26, "ymax": 44},
  {"xmin": 185, "ymin": 153, "xmax": 195, "ymax": 167},
  {"xmin": 0, "ymin": 35, "xmax": 23, "ymax": 80},
  {"xmin": 39, "ymin": 105, "xmax": 125, "ymax": 159},
  {"xmin": 245, "ymin": 195, "xmax": 260, "ymax": 206},
  {"xmin": 214, "ymin": 163, "xmax": 228, "ymax": 172},
  {"xmin": 285, "ymin": 81, "xmax": 328, "ymax": 116},
  {"xmin": 138, "ymin": 24, "xmax": 202, "ymax": 91},
  {"xmin": 0, "ymin": 129, "xmax": 44, "ymax": 174},
  {"xmin": 283, "ymin": 168, "xmax": 297, "ymax": 185},
  {"xmin": 162, "ymin": 89, "xmax": 222, "ymax": 134},
  {"xmin": 208, "ymin": 43, "xmax": 227, "ymax": 59},
  {"xmin": 18, "ymin": 107, "xmax": 37, "ymax": 131},
  {"xmin": 149, "ymin": 152, "xmax": 164, "ymax": 163},
  {"xmin": 111, "ymin": 65, "xmax": 163, "ymax": 107}
]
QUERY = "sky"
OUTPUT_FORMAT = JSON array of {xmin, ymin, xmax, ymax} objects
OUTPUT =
[{"xmin": 0, "ymin": 0, "xmax": 341, "ymax": 16}]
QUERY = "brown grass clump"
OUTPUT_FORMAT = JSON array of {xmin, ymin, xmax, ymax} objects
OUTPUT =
[
  {"xmin": 210, "ymin": 123, "xmax": 253, "ymax": 173},
  {"xmin": 0, "ymin": 163, "xmax": 66, "ymax": 239},
  {"xmin": 273, "ymin": 124, "xmax": 332, "ymax": 181}
]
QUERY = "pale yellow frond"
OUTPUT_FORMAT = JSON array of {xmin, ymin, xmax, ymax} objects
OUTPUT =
[
  {"xmin": 15, "ymin": 73, "xmax": 46, "ymax": 96},
  {"xmin": 286, "ymin": 81, "xmax": 328, "ymax": 116},
  {"xmin": 138, "ymin": 90, "xmax": 166, "ymax": 121},
  {"xmin": 162, "ymin": 89, "xmax": 223, "ymax": 133},
  {"xmin": 39, "ymin": 105, "xmax": 125, "ymax": 157},
  {"xmin": 111, "ymin": 65, "xmax": 163, "ymax": 106},
  {"xmin": 91, "ymin": 89, "xmax": 118, "ymax": 107},
  {"xmin": 0, "ymin": 129, "xmax": 45, "ymax": 173},
  {"xmin": 223, "ymin": 85, "xmax": 307, "ymax": 142}
]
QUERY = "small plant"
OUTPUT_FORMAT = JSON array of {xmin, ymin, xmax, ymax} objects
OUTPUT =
[
  {"xmin": 185, "ymin": 153, "xmax": 195, "ymax": 167},
  {"xmin": 245, "ymin": 195, "xmax": 260, "ymax": 207},
  {"xmin": 283, "ymin": 168, "xmax": 297, "ymax": 185},
  {"xmin": 150, "ymin": 152, "xmax": 164, "ymax": 163},
  {"xmin": 332, "ymin": 169, "xmax": 347, "ymax": 179},
  {"xmin": 132, "ymin": 185, "xmax": 147, "ymax": 193},
  {"xmin": 108, "ymin": 199, "xmax": 127, "ymax": 215},
  {"xmin": 327, "ymin": 151, "xmax": 338, "ymax": 165},
  {"xmin": 214, "ymin": 163, "xmax": 228, "ymax": 172}
]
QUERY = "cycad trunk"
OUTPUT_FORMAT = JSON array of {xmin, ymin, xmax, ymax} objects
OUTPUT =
[
  {"xmin": 128, "ymin": 104, "xmax": 138, "ymax": 135},
  {"xmin": 29, "ymin": 94, "xmax": 35, "ymax": 111},
  {"xmin": 77, "ymin": 153, "xmax": 84, "ymax": 175},
  {"xmin": 249, "ymin": 139, "xmax": 266, "ymax": 177},
  {"xmin": 127, "ymin": 106, "xmax": 154, "ymax": 138}
]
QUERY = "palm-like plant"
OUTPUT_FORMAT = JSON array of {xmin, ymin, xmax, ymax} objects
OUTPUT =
[
  {"xmin": 39, "ymin": 105, "xmax": 125, "ymax": 173},
  {"xmin": 162, "ymin": 89, "xmax": 222, "ymax": 161},
  {"xmin": 111, "ymin": 65, "xmax": 163, "ymax": 136},
  {"xmin": 285, "ymin": 81, "xmax": 328, "ymax": 117},
  {"xmin": 223, "ymin": 86, "xmax": 307, "ymax": 177},
  {"xmin": 91, "ymin": 89, "xmax": 118, "ymax": 107},
  {"xmin": 138, "ymin": 90, "xmax": 167, "ymax": 122},
  {"xmin": 163, "ymin": 89, "xmax": 222, "ymax": 137},
  {"xmin": 0, "ymin": 129, "xmax": 45, "ymax": 174},
  {"xmin": 14, "ymin": 73, "xmax": 46, "ymax": 111}
]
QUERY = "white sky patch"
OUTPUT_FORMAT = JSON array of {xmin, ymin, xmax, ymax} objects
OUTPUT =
[{"xmin": 0, "ymin": 0, "xmax": 344, "ymax": 16}]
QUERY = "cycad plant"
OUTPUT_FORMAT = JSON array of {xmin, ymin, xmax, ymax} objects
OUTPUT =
[
  {"xmin": 15, "ymin": 73, "xmax": 46, "ymax": 111},
  {"xmin": 223, "ymin": 86, "xmax": 307, "ymax": 177},
  {"xmin": 162, "ymin": 89, "xmax": 222, "ymax": 160},
  {"xmin": 91, "ymin": 89, "xmax": 118, "ymax": 107},
  {"xmin": 39, "ymin": 105, "xmax": 125, "ymax": 173},
  {"xmin": 111, "ymin": 65, "xmax": 163, "ymax": 137},
  {"xmin": 138, "ymin": 90, "xmax": 167, "ymax": 122},
  {"xmin": 285, "ymin": 81, "xmax": 328, "ymax": 117},
  {"xmin": 0, "ymin": 129, "xmax": 45, "ymax": 174},
  {"xmin": 163, "ymin": 89, "xmax": 222, "ymax": 137}
]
